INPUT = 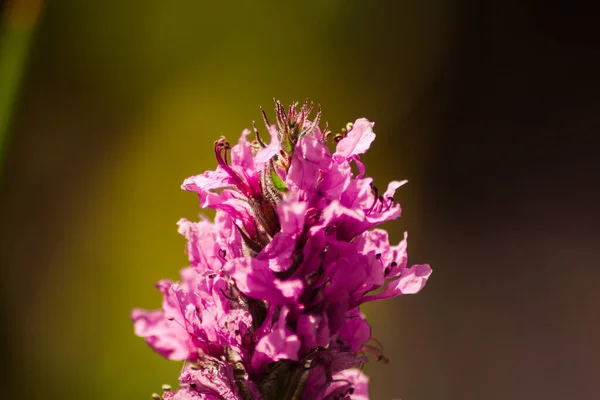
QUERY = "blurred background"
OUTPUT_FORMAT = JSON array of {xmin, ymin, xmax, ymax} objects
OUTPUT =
[{"xmin": 1, "ymin": 1, "xmax": 598, "ymax": 399}]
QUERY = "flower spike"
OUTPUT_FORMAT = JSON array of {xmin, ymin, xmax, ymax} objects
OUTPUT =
[{"xmin": 133, "ymin": 99, "xmax": 431, "ymax": 400}]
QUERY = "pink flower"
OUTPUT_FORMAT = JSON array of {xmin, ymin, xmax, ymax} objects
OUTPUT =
[{"xmin": 133, "ymin": 100, "xmax": 431, "ymax": 399}]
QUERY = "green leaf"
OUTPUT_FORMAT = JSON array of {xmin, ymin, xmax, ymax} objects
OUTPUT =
[{"xmin": 271, "ymin": 169, "xmax": 288, "ymax": 192}]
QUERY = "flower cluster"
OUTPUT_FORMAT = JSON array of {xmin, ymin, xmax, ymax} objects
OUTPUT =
[{"xmin": 132, "ymin": 100, "xmax": 432, "ymax": 399}]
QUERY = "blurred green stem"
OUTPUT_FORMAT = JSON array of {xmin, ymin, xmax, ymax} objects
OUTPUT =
[{"xmin": 0, "ymin": 0, "xmax": 43, "ymax": 169}]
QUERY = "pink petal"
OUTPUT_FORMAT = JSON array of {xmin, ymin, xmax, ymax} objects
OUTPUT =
[{"xmin": 334, "ymin": 118, "xmax": 376, "ymax": 160}]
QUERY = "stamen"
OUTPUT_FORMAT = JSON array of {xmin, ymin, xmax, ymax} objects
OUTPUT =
[
  {"xmin": 362, "ymin": 344, "xmax": 389, "ymax": 364},
  {"xmin": 366, "ymin": 184, "xmax": 379, "ymax": 215},
  {"xmin": 214, "ymin": 137, "xmax": 250, "ymax": 195},
  {"xmin": 382, "ymin": 196, "xmax": 395, "ymax": 213},
  {"xmin": 370, "ymin": 336, "xmax": 385, "ymax": 351},
  {"xmin": 377, "ymin": 196, "xmax": 385, "ymax": 213}
]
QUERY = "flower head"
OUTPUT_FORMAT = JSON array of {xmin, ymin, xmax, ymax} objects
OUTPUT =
[{"xmin": 133, "ymin": 100, "xmax": 432, "ymax": 399}]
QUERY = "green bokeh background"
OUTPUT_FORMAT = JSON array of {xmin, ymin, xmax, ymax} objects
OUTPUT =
[
  {"xmin": 8, "ymin": 2, "xmax": 600, "ymax": 400},
  {"xmin": 1, "ymin": 1, "xmax": 452, "ymax": 398}
]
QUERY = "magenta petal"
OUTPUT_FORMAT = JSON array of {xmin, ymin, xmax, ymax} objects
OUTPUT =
[
  {"xmin": 318, "ymin": 161, "xmax": 351, "ymax": 200},
  {"xmin": 251, "ymin": 307, "xmax": 301, "ymax": 372},
  {"xmin": 297, "ymin": 313, "xmax": 330, "ymax": 349},
  {"xmin": 287, "ymin": 136, "xmax": 331, "ymax": 193},
  {"xmin": 177, "ymin": 218, "xmax": 223, "ymax": 272},
  {"xmin": 384, "ymin": 179, "xmax": 408, "ymax": 198},
  {"xmin": 362, "ymin": 263, "xmax": 432, "ymax": 302},
  {"xmin": 277, "ymin": 200, "xmax": 307, "ymax": 235},
  {"xmin": 224, "ymin": 257, "xmax": 303, "ymax": 305},
  {"xmin": 178, "ymin": 360, "xmax": 240, "ymax": 400},
  {"xmin": 396, "ymin": 263, "xmax": 433, "ymax": 294},
  {"xmin": 334, "ymin": 118, "xmax": 376, "ymax": 161},
  {"xmin": 131, "ymin": 309, "xmax": 194, "ymax": 361},
  {"xmin": 339, "ymin": 310, "xmax": 371, "ymax": 352},
  {"xmin": 230, "ymin": 129, "xmax": 254, "ymax": 171},
  {"xmin": 257, "ymin": 233, "xmax": 295, "ymax": 272},
  {"xmin": 181, "ymin": 168, "xmax": 233, "ymax": 208}
]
